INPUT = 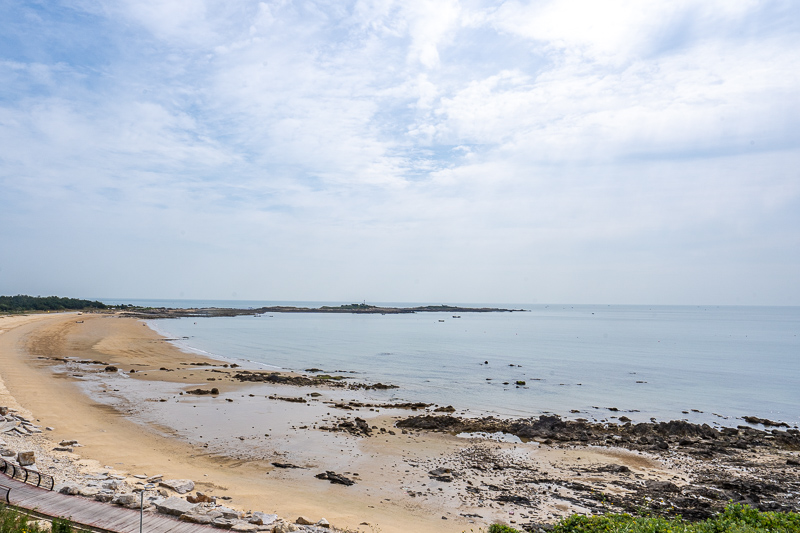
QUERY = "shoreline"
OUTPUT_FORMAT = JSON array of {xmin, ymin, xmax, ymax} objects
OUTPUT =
[{"xmin": 1, "ymin": 312, "xmax": 798, "ymax": 532}]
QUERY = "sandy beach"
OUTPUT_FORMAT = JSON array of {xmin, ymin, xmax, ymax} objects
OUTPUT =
[{"xmin": 1, "ymin": 312, "xmax": 798, "ymax": 532}]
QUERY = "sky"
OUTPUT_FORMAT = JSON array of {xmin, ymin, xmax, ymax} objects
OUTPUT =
[{"xmin": 1, "ymin": 0, "xmax": 799, "ymax": 305}]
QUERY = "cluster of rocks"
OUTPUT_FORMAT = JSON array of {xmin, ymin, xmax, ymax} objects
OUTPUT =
[
  {"xmin": 53, "ymin": 475, "xmax": 337, "ymax": 532},
  {"xmin": 232, "ymin": 371, "xmax": 398, "ymax": 391},
  {"xmin": 397, "ymin": 417, "xmax": 800, "ymax": 525},
  {"xmin": 396, "ymin": 414, "xmax": 800, "ymax": 455},
  {"xmin": 0, "ymin": 406, "xmax": 45, "ymax": 437}
]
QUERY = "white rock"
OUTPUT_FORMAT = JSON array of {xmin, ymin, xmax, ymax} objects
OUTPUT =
[
  {"xmin": 316, "ymin": 518, "xmax": 330, "ymax": 528},
  {"xmin": 159, "ymin": 479, "xmax": 195, "ymax": 494},
  {"xmin": 155, "ymin": 496, "xmax": 198, "ymax": 516},
  {"xmin": 250, "ymin": 512, "xmax": 278, "ymax": 526}
]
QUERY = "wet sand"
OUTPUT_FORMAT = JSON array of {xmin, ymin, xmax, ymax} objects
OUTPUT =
[{"xmin": 4, "ymin": 312, "xmax": 793, "ymax": 532}]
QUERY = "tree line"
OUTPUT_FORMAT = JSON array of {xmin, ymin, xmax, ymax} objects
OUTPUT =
[{"xmin": 0, "ymin": 294, "xmax": 107, "ymax": 312}]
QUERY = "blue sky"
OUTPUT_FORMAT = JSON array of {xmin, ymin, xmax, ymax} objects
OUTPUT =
[{"xmin": 1, "ymin": 0, "xmax": 799, "ymax": 305}]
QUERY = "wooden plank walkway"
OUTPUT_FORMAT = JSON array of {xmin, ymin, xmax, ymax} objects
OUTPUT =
[{"xmin": 1, "ymin": 472, "xmax": 217, "ymax": 533}]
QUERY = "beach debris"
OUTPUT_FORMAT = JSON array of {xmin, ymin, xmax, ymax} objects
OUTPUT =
[
  {"xmin": 155, "ymin": 495, "xmax": 198, "ymax": 516},
  {"xmin": 159, "ymin": 478, "xmax": 195, "ymax": 494},
  {"xmin": 17, "ymin": 450, "xmax": 35, "ymax": 466},
  {"xmin": 315, "ymin": 471, "xmax": 355, "ymax": 486}
]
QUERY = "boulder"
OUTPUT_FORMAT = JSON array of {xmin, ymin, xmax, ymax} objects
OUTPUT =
[
  {"xmin": 102, "ymin": 480, "xmax": 125, "ymax": 490},
  {"xmin": 112, "ymin": 493, "xmax": 139, "ymax": 508},
  {"xmin": 17, "ymin": 451, "xmax": 35, "ymax": 466},
  {"xmin": 79, "ymin": 486, "xmax": 101, "ymax": 498},
  {"xmin": 296, "ymin": 516, "xmax": 315, "ymax": 525},
  {"xmin": 55, "ymin": 483, "xmax": 83, "ymax": 496},
  {"xmin": 316, "ymin": 518, "xmax": 330, "ymax": 528},
  {"xmin": 250, "ymin": 512, "xmax": 278, "ymax": 526},
  {"xmin": 273, "ymin": 523, "xmax": 298, "ymax": 533},
  {"xmin": 155, "ymin": 496, "xmax": 198, "ymax": 516},
  {"xmin": 94, "ymin": 492, "xmax": 114, "ymax": 503},
  {"xmin": 159, "ymin": 479, "xmax": 195, "ymax": 494}
]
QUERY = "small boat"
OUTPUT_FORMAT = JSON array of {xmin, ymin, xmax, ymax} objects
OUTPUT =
[
  {"xmin": 452, "ymin": 315, "xmax": 461, "ymax": 318},
  {"xmin": 438, "ymin": 319, "xmax": 445, "ymax": 322}
]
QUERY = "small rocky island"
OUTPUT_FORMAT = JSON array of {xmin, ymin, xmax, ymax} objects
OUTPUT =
[{"xmin": 119, "ymin": 303, "xmax": 526, "ymax": 319}]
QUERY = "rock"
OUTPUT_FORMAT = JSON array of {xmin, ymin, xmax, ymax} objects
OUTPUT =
[
  {"xmin": 314, "ymin": 471, "xmax": 355, "ymax": 486},
  {"xmin": 79, "ymin": 486, "xmax": 102, "ymax": 498},
  {"xmin": 250, "ymin": 512, "xmax": 278, "ymax": 526},
  {"xmin": 787, "ymin": 458, "xmax": 800, "ymax": 466},
  {"xmin": 217, "ymin": 506, "xmax": 241, "ymax": 519},
  {"xmin": 296, "ymin": 516, "xmax": 315, "ymax": 525},
  {"xmin": 113, "ymin": 493, "xmax": 140, "ymax": 508},
  {"xmin": 212, "ymin": 517, "xmax": 237, "ymax": 529},
  {"xmin": 105, "ymin": 366, "xmax": 118, "ymax": 372},
  {"xmin": 273, "ymin": 523, "xmax": 298, "ymax": 533},
  {"xmin": 186, "ymin": 491, "xmax": 215, "ymax": 503},
  {"xmin": 17, "ymin": 451, "xmax": 35, "ymax": 466},
  {"xmin": 316, "ymin": 518, "xmax": 330, "ymax": 527},
  {"xmin": 646, "ymin": 480, "xmax": 681, "ymax": 493},
  {"xmin": 0, "ymin": 407, "xmax": 8, "ymax": 416},
  {"xmin": 155, "ymin": 496, "xmax": 198, "ymax": 516},
  {"xmin": 428, "ymin": 467, "xmax": 454, "ymax": 482},
  {"xmin": 147, "ymin": 474, "xmax": 163, "ymax": 483},
  {"xmin": 0, "ymin": 447, "xmax": 14, "ymax": 457},
  {"xmin": 59, "ymin": 440, "xmax": 79, "ymax": 446},
  {"xmin": 94, "ymin": 492, "xmax": 114, "ymax": 503},
  {"xmin": 53, "ymin": 447, "xmax": 73, "ymax": 452},
  {"xmin": 55, "ymin": 483, "xmax": 83, "ymax": 495},
  {"xmin": 102, "ymin": 480, "xmax": 125, "ymax": 490},
  {"xmin": 230, "ymin": 523, "xmax": 259, "ymax": 532},
  {"xmin": 180, "ymin": 511, "xmax": 222, "ymax": 525},
  {"xmin": 159, "ymin": 479, "xmax": 195, "ymax": 494}
]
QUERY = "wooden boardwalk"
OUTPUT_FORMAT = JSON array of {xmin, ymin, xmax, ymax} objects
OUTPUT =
[{"xmin": 1, "ymin": 473, "xmax": 217, "ymax": 533}]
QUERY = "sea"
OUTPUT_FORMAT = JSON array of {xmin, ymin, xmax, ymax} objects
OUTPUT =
[{"xmin": 102, "ymin": 300, "xmax": 800, "ymax": 428}]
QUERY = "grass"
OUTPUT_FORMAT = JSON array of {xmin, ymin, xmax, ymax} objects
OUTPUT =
[
  {"xmin": 0, "ymin": 506, "xmax": 81, "ymax": 533},
  {"xmin": 482, "ymin": 504, "xmax": 800, "ymax": 533}
]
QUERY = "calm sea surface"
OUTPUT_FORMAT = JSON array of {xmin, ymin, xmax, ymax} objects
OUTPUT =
[{"xmin": 106, "ymin": 300, "xmax": 800, "ymax": 428}]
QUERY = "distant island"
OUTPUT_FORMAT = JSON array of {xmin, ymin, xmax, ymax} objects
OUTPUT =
[
  {"xmin": 0, "ymin": 294, "xmax": 107, "ymax": 313},
  {"xmin": 118, "ymin": 302, "xmax": 527, "ymax": 319}
]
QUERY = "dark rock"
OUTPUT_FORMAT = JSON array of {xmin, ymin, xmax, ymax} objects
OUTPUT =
[{"xmin": 315, "ymin": 471, "xmax": 355, "ymax": 486}]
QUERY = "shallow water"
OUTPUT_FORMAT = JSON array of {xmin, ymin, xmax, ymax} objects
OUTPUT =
[{"xmin": 138, "ymin": 303, "xmax": 800, "ymax": 427}]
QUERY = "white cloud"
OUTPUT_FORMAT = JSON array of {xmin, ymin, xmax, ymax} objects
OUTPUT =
[{"xmin": 1, "ymin": 0, "xmax": 799, "ymax": 304}]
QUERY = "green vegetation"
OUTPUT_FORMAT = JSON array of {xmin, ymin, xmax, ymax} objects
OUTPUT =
[
  {"xmin": 482, "ymin": 505, "xmax": 800, "ymax": 533},
  {"xmin": 0, "ymin": 295, "xmax": 107, "ymax": 313},
  {"xmin": 0, "ymin": 505, "xmax": 80, "ymax": 532}
]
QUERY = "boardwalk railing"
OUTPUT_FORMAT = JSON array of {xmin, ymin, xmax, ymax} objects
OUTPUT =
[
  {"xmin": 0, "ymin": 483, "xmax": 9, "ymax": 504},
  {"xmin": 0, "ymin": 457, "xmax": 54, "ymax": 490}
]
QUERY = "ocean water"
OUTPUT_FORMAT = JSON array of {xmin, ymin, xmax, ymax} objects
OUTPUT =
[{"xmin": 131, "ymin": 302, "xmax": 800, "ymax": 428}]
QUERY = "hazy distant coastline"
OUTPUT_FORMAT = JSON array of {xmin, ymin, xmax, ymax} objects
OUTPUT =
[{"xmin": 118, "ymin": 302, "xmax": 526, "ymax": 319}]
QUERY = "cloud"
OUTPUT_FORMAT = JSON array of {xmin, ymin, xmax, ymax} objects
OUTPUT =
[{"xmin": 1, "ymin": 0, "xmax": 798, "ymax": 304}]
